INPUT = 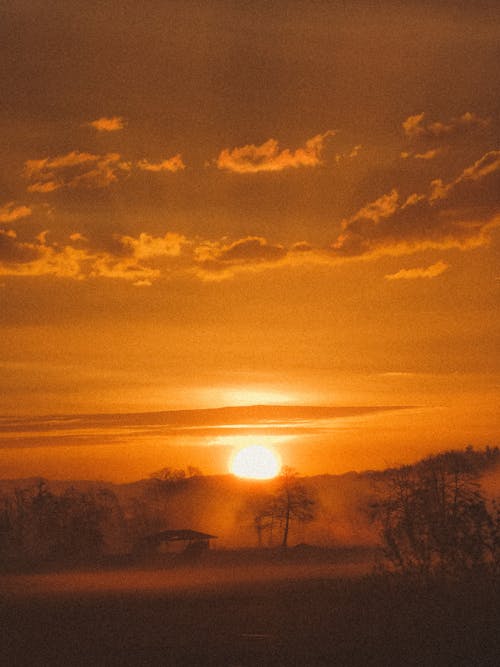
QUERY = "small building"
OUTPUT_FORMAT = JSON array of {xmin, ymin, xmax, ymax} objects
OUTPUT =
[{"xmin": 134, "ymin": 529, "xmax": 217, "ymax": 557}]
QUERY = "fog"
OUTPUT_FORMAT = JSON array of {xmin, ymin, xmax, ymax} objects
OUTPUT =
[{"xmin": 0, "ymin": 558, "xmax": 371, "ymax": 600}]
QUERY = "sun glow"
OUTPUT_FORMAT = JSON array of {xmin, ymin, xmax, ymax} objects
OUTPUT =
[
  {"xmin": 229, "ymin": 445, "xmax": 282, "ymax": 479},
  {"xmin": 200, "ymin": 386, "xmax": 297, "ymax": 407}
]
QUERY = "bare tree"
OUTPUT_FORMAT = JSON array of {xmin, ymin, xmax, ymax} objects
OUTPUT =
[
  {"xmin": 246, "ymin": 493, "xmax": 277, "ymax": 547},
  {"xmin": 0, "ymin": 480, "xmax": 121, "ymax": 564},
  {"xmin": 371, "ymin": 452, "xmax": 499, "ymax": 577},
  {"xmin": 149, "ymin": 465, "xmax": 202, "ymax": 485},
  {"xmin": 250, "ymin": 467, "xmax": 316, "ymax": 548}
]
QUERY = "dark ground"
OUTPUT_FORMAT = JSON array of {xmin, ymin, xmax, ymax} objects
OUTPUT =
[{"xmin": 1, "ymin": 566, "xmax": 499, "ymax": 667}]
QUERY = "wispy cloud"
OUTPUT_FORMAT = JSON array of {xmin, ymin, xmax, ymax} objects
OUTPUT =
[
  {"xmin": 0, "ymin": 404, "xmax": 411, "ymax": 450},
  {"xmin": 24, "ymin": 151, "xmax": 131, "ymax": 192},
  {"xmin": 402, "ymin": 111, "xmax": 489, "ymax": 140},
  {"xmin": 401, "ymin": 148, "xmax": 443, "ymax": 160},
  {"xmin": 88, "ymin": 116, "xmax": 125, "ymax": 132},
  {"xmin": 3, "ymin": 148, "xmax": 500, "ymax": 284},
  {"xmin": 429, "ymin": 150, "xmax": 500, "ymax": 200},
  {"xmin": 119, "ymin": 232, "xmax": 187, "ymax": 260},
  {"xmin": 0, "ymin": 229, "xmax": 188, "ymax": 286},
  {"xmin": 0, "ymin": 229, "xmax": 89, "ymax": 279},
  {"xmin": 193, "ymin": 236, "xmax": 289, "ymax": 280},
  {"xmin": 335, "ymin": 144, "xmax": 362, "ymax": 163},
  {"xmin": 136, "ymin": 154, "xmax": 185, "ymax": 172},
  {"xmin": 331, "ymin": 150, "xmax": 500, "ymax": 259},
  {"xmin": 349, "ymin": 189, "xmax": 399, "ymax": 224},
  {"xmin": 414, "ymin": 148, "xmax": 442, "ymax": 160},
  {"xmin": 90, "ymin": 256, "xmax": 160, "ymax": 286},
  {"xmin": 215, "ymin": 131, "xmax": 335, "ymax": 173},
  {"xmin": 0, "ymin": 202, "xmax": 32, "ymax": 223},
  {"xmin": 385, "ymin": 260, "xmax": 449, "ymax": 280}
]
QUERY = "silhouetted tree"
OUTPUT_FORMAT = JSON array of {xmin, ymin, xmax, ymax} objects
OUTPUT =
[
  {"xmin": 251, "ymin": 467, "xmax": 316, "ymax": 548},
  {"xmin": 150, "ymin": 465, "xmax": 202, "ymax": 485},
  {"xmin": 0, "ymin": 480, "xmax": 121, "ymax": 565},
  {"xmin": 371, "ymin": 452, "xmax": 499, "ymax": 578},
  {"xmin": 245, "ymin": 492, "xmax": 277, "ymax": 547}
]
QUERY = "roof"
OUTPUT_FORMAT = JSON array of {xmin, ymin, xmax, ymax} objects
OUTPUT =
[{"xmin": 141, "ymin": 529, "xmax": 217, "ymax": 545}]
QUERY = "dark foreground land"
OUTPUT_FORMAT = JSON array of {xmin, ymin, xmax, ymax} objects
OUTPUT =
[{"xmin": 1, "ymin": 565, "xmax": 499, "ymax": 666}]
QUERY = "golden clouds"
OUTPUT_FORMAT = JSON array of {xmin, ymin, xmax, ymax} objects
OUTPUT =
[
  {"xmin": 402, "ymin": 111, "xmax": 489, "ymax": 139},
  {"xmin": 400, "ymin": 111, "xmax": 489, "ymax": 160},
  {"xmin": 401, "ymin": 148, "xmax": 443, "ymax": 160},
  {"xmin": 119, "ymin": 232, "xmax": 186, "ymax": 259},
  {"xmin": 24, "ymin": 151, "xmax": 131, "ymax": 192},
  {"xmin": 0, "ymin": 230, "xmax": 170, "ymax": 284},
  {"xmin": 414, "ymin": 149, "xmax": 442, "ymax": 160},
  {"xmin": 193, "ymin": 236, "xmax": 289, "ymax": 280},
  {"xmin": 0, "ymin": 202, "xmax": 32, "ymax": 223},
  {"xmin": 332, "ymin": 150, "xmax": 500, "ymax": 259},
  {"xmin": 0, "ymin": 230, "xmax": 87, "ymax": 278},
  {"xmin": 3, "ymin": 138, "xmax": 500, "ymax": 285},
  {"xmin": 429, "ymin": 150, "xmax": 500, "ymax": 200},
  {"xmin": 210, "ymin": 236, "xmax": 286, "ymax": 263},
  {"xmin": 23, "ymin": 129, "xmax": 337, "ymax": 191},
  {"xmin": 215, "ymin": 131, "xmax": 335, "ymax": 173},
  {"xmin": 335, "ymin": 144, "xmax": 363, "ymax": 164},
  {"xmin": 136, "ymin": 155, "xmax": 185, "ymax": 172},
  {"xmin": 0, "ymin": 230, "xmax": 318, "ymax": 284},
  {"xmin": 84, "ymin": 231, "xmax": 186, "ymax": 285},
  {"xmin": 402, "ymin": 113, "xmax": 426, "ymax": 139},
  {"xmin": 24, "ymin": 150, "xmax": 186, "ymax": 193},
  {"xmin": 5, "ymin": 116, "xmax": 500, "ymax": 285},
  {"xmin": 90, "ymin": 256, "xmax": 160, "ymax": 286},
  {"xmin": 88, "ymin": 116, "xmax": 125, "ymax": 132},
  {"xmin": 385, "ymin": 261, "xmax": 449, "ymax": 281},
  {"xmin": 348, "ymin": 190, "xmax": 399, "ymax": 224}
]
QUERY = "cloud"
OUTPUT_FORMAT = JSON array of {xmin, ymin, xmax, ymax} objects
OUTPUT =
[
  {"xmin": 0, "ymin": 202, "xmax": 32, "ymax": 223},
  {"xmin": 291, "ymin": 241, "xmax": 314, "ymax": 252},
  {"xmin": 4, "ymin": 145, "xmax": 500, "ymax": 284},
  {"xmin": 136, "ymin": 154, "xmax": 185, "ymax": 172},
  {"xmin": 402, "ymin": 111, "xmax": 489, "ymax": 140},
  {"xmin": 335, "ymin": 144, "xmax": 362, "ymax": 164},
  {"xmin": 90, "ymin": 231, "xmax": 187, "ymax": 284},
  {"xmin": 430, "ymin": 150, "xmax": 500, "ymax": 200},
  {"xmin": 402, "ymin": 113, "xmax": 426, "ymax": 139},
  {"xmin": 24, "ymin": 149, "xmax": 186, "ymax": 193},
  {"xmin": 0, "ymin": 405, "xmax": 412, "ymax": 452},
  {"xmin": 119, "ymin": 232, "xmax": 187, "ymax": 259},
  {"xmin": 69, "ymin": 232, "xmax": 87, "ymax": 242},
  {"xmin": 331, "ymin": 150, "xmax": 500, "ymax": 259},
  {"xmin": 27, "ymin": 181, "xmax": 60, "ymax": 194},
  {"xmin": 0, "ymin": 229, "xmax": 188, "ymax": 285},
  {"xmin": 214, "ymin": 236, "xmax": 287, "ymax": 263},
  {"xmin": 192, "ymin": 237, "xmax": 338, "ymax": 281},
  {"xmin": 0, "ymin": 229, "xmax": 88, "ymax": 278},
  {"xmin": 349, "ymin": 144, "xmax": 362, "ymax": 158},
  {"xmin": 350, "ymin": 189, "xmax": 399, "ymax": 224},
  {"xmin": 385, "ymin": 261, "xmax": 449, "ymax": 280},
  {"xmin": 88, "ymin": 116, "xmax": 125, "ymax": 132},
  {"xmin": 401, "ymin": 148, "xmax": 443, "ymax": 160},
  {"xmin": 24, "ymin": 151, "xmax": 131, "ymax": 192},
  {"xmin": 193, "ymin": 236, "xmax": 289, "ymax": 279},
  {"xmin": 90, "ymin": 256, "xmax": 160, "ymax": 285},
  {"xmin": 215, "ymin": 130, "xmax": 335, "ymax": 173},
  {"xmin": 414, "ymin": 148, "xmax": 442, "ymax": 160}
]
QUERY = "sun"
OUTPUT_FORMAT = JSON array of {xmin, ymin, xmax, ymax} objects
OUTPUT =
[{"xmin": 229, "ymin": 445, "xmax": 282, "ymax": 480}]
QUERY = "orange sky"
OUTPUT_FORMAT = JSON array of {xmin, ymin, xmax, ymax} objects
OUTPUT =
[{"xmin": 0, "ymin": 2, "xmax": 499, "ymax": 481}]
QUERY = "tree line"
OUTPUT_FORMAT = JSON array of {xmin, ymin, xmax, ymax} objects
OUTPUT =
[
  {"xmin": 0, "ymin": 447, "xmax": 498, "ymax": 573},
  {"xmin": 370, "ymin": 446, "xmax": 499, "ymax": 578}
]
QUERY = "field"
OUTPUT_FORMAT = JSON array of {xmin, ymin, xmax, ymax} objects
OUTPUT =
[{"xmin": 1, "ymin": 557, "xmax": 499, "ymax": 666}]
